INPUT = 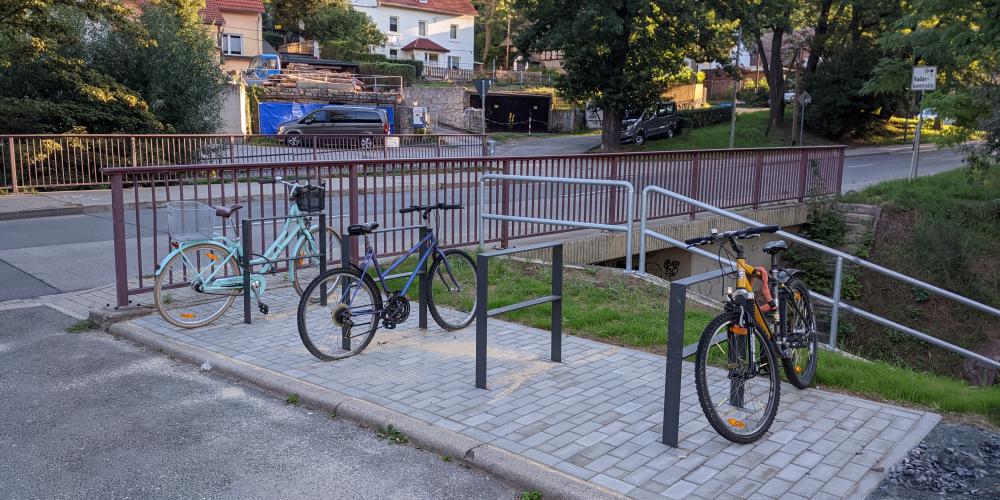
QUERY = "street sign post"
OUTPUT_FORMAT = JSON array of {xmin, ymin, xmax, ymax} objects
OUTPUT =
[
  {"xmin": 473, "ymin": 78, "xmax": 492, "ymax": 134},
  {"xmin": 797, "ymin": 91, "xmax": 812, "ymax": 146},
  {"xmin": 909, "ymin": 67, "xmax": 936, "ymax": 180}
]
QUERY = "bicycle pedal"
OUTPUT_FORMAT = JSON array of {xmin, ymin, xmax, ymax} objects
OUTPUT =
[
  {"xmin": 383, "ymin": 320, "xmax": 396, "ymax": 330},
  {"xmin": 258, "ymin": 303, "xmax": 269, "ymax": 314}
]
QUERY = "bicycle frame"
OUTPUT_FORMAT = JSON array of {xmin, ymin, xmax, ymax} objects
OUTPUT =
[{"xmin": 356, "ymin": 229, "xmax": 443, "ymax": 299}]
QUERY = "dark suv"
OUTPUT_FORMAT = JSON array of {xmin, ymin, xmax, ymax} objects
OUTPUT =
[
  {"xmin": 278, "ymin": 105, "xmax": 390, "ymax": 147},
  {"xmin": 620, "ymin": 101, "xmax": 679, "ymax": 145}
]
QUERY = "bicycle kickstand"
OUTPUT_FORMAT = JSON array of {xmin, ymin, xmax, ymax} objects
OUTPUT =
[{"xmin": 250, "ymin": 279, "xmax": 269, "ymax": 315}]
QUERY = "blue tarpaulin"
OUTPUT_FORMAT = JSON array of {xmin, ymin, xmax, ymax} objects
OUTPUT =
[{"xmin": 257, "ymin": 102, "xmax": 395, "ymax": 135}]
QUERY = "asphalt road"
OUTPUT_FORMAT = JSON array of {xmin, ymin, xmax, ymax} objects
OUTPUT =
[
  {"xmin": 0, "ymin": 305, "xmax": 516, "ymax": 500},
  {"xmin": 842, "ymin": 145, "xmax": 965, "ymax": 192},
  {"xmin": 0, "ymin": 146, "xmax": 968, "ymax": 301}
]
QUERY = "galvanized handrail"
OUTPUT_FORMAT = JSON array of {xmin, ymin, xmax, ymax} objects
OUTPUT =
[
  {"xmin": 638, "ymin": 184, "xmax": 1000, "ymax": 370},
  {"xmin": 477, "ymin": 173, "xmax": 636, "ymax": 271}
]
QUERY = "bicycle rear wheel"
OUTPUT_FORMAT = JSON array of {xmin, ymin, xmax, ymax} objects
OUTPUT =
[
  {"xmin": 427, "ymin": 249, "xmax": 478, "ymax": 331},
  {"xmin": 780, "ymin": 278, "xmax": 818, "ymax": 389},
  {"xmin": 694, "ymin": 312, "xmax": 781, "ymax": 444},
  {"xmin": 153, "ymin": 242, "xmax": 240, "ymax": 329},
  {"xmin": 297, "ymin": 267, "xmax": 383, "ymax": 360}
]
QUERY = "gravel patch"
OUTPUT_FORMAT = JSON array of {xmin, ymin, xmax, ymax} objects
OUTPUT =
[{"xmin": 868, "ymin": 423, "xmax": 1000, "ymax": 499}]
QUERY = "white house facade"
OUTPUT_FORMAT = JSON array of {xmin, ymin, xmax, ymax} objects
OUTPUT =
[{"xmin": 351, "ymin": 0, "xmax": 476, "ymax": 69}]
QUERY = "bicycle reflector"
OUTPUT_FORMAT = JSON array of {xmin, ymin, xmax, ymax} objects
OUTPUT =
[
  {"xmin": 727, "ymin": 418, "xmax": 747, "ymax": 429},
  {"xmin": 180, "ymin": 313, "xmax": 196, "ymax": 319},
  {"xmin": 729, "ymin": 325, "xmax": 748, "ymax": 335}
]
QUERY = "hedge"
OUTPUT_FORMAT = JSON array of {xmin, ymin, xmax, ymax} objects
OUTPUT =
[
  {"xmin": 392, "ymin": 59, "xmax": 423, "ymax": 79},
  {"xmin": 677, "ymin": 106, "xmax": 733, "ymax": 129},
  {"xmin": 357, "ymin": 62, "xmax": 417, "ymax": 85}
]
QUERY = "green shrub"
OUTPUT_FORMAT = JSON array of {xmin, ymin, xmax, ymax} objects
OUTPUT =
[
  {"xmin": 357, "ymin": 62, "xmax": 417, "ymax": 85},
  {"xmin": 677, "ymin": 106, "xmax": 732, "ymax": 129},
  {"xmin": 738, "ymin": 79, "xmax": 769, "ymax": 107},
  {"xmin": 392, "ymin": 59, "xmax": 423, "ymax": 79}
]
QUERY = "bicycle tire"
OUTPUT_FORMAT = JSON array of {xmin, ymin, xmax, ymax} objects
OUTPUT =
[
  {"xmin": 153, "ymin": 242, "xmax": 240, "ymax": 329},
  {"xmin": 427, "ymin": 249, "xmax": 478, "ymax": 331},
  {"xmin": 694, "ymin": 312, "xmax": 781, "ymax": 444},
  {"xmin": 780, "ymin": 278, "xmax": 818, "ymax": 389},
  {"xmin": 291, "ymin": 226, "xmax": 343, "ymax": 298},
  {"xmin": 297, "ymin": 267, "xmax": 383, "ymax": 360}
]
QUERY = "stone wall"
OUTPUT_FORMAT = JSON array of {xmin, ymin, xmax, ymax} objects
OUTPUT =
[
  {"xmin": 548, "ymin": 108, "xmax": 586, "ymax": 132},
  {"xmin": 402, "ymin": 86, "xmax": 472, "ymax": 131}
]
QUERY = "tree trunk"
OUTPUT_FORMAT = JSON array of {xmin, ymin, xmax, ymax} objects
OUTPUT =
[
  {"xmin": 806, "ymin": 0, "xmax": 834, "ymax": 74},
  {"xmin": 481, "ymin": 0, "xmax": 496, "ymax": 63},
  {"xmin": 765, "ymin": 27, "xmax": 786, "ymax": 136},
  {"xmin": 601, "ymin": 108, "xmax": 622, "ymax": 152}
]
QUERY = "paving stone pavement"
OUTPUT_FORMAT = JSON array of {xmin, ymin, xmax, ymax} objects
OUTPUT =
[{"xmin": 114, "ymin": 292, "xmax": 937, "ymax": 499}]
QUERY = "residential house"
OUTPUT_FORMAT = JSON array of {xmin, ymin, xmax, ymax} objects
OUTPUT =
[
  {"xmin": 351, "ymin": 0, "xmax": 477, "ymax": 69},
  {"xmin": 210, "ymin": 0, "xmax": 266, "ymax": 73}
]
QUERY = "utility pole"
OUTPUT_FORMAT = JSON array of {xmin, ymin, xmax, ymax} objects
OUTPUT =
[
  {"xmin": 505, "ymin": 12, "xmax": 512, "ymax": 70},
  {"xmin": 790, "ymin": 58, "xmax": 801, "ymax": 145},
  {"xmin": 728, "ymin": 26, "xmax": 742, "ymax": 148}
]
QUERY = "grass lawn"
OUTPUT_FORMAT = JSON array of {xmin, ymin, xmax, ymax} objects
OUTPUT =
[
  {"xmin": 628, "ymin": 110, "xmax": 837, "ymax": 152},
  {"xmin": 489, "ymin": 129, "xmax": 600, "ymax": 144},
  {"xmin": 848, "ymin": 116, "xmax": 975, "ymax": 147}
]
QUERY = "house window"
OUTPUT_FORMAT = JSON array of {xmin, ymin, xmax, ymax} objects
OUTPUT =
[
  {"xmin": 389, "ymin": 16, "xmax": 398, "ymax": 33},
  {"xmin": 448, "ymin": 56, "xmax": 460, "ymax": 69},
  {"xmin": 222, "ymin": 34, "xmax": 243, "ymax": 55},
  {"xmin": 450, "ymin": 24, "xmax": 458, "ymax": 40},
  {"xmin": 424, "ymin": 52, "xmax": 439, "ymax": 64},
  {"xmin": 388, "ymin": 49, "xmax": 398, "ymax": 59},
  {"xmin": 418, "ymin": 20, "xmax": 427, "ymax": 37}
]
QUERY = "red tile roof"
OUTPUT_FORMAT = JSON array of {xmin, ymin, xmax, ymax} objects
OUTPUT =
[
  {"xmin": 215, "ymin": 0, "xmax": 265, "ymax": 14},
  {"xmin": 401, "ymin": 37, "xmax": 450, "ymax": 52},
  {"xmin": 380, "ymin": 0, "xmax": 477, "ymax": 16},
  {"xmin": 200, "ymin": 0, "xmax": 225, "ymax": 25}
]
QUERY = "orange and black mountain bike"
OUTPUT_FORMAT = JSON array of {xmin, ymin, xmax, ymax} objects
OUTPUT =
[{"xmin": 685, "ymin": 225, "xmax": 818, "ymax": 443}]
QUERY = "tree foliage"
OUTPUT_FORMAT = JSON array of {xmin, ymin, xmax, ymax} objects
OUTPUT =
[
  {"xmin": 90, "ymin": 1, "xmax": 227, "ymax": 133},
  {"xmin": 515, "ymin": 0, "xmax": 734, "ymax": 151},
  {"xmin": 309, "ymin": 1, "xmax": 387, "ymax": 60}
]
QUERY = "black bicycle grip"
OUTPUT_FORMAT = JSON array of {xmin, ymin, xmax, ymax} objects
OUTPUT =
[
  {"xmin": 684, "ymin": 236, "xmax": 709, "ymax": 246},
  {"xmin": 441, "ymin": 204, "xmax": 463, "ymax": 210},
  {"xmin": 398, "ymin": 206, "xmax": 420, "ymax": 214},
  {"xmin": 746, "ymin": 225, "xmax": 780, "ymax": 235}
]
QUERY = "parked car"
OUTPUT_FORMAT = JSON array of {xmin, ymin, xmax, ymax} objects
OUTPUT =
[
  {"xmin": 277, "ymin": 105, "xmax": 390, "ymax": 147},
  {"xmin": 620, "ymin": 101, "xmax": 679, "ymax": 145}
]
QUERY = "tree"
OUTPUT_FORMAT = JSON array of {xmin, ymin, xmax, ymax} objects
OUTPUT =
[
  {"xmin": 0, "ymin": 0, "xmax": 161, "ymax": 133},
  {"xmin": 866, "ymin": 0, "xmax": 1000, "ymax": 176},
  {"xmin": 309, "ymin": 1, "xmax": 386, "ymax": 60},
  {"xmin": 89, "ymin": 1, "xmax": 226, "ymax": 133},
  {"xmin": 515, "ymin": 0, "xmax": 735, "ymax": 152}
]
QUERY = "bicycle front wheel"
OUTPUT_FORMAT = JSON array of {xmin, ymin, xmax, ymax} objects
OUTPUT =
[
  {"xmin": 153, "ymin": 242, "xmax": 241, "ymax": 329},
  {"xmin": 297, "ymin": 267, "xmax": 382, "ymax": 360},
  {"xmin": 780, "ymin": 278, "xmax": 818, "ymax": 389},
  {"xmin": 427, "ymin": 249, "xmax": 478, "ymax": 331},
  {"xmin": 694, "ymin": 312, "xmax": 781, "ymax": 444}
]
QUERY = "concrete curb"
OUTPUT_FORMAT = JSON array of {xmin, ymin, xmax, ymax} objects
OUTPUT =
[
  {"xmin": 107, "ymin": 321, "xmax": 625, "ymax": 500},
  {"xmin": 849, "ymin": 411, "xmax": 941, "ymax": 499}
]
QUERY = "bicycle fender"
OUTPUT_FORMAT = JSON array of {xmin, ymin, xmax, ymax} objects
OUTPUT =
[
  {"xmin": 153, "ymin": 241, "xmax": 230, "ymax": 276},
  {"xmin": 775, "ymin": 268, "xmax": 804, "ymax": 284}
]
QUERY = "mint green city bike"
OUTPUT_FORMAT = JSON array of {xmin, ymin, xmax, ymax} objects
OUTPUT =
[{"xmin": 153, "ymin": 176, "xmax": 341, "ymax": 328}]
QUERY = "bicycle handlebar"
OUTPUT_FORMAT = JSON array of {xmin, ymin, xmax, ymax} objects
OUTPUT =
[
  {"xmin": 684, "ymin": 225, "xmax": 780, "ymax": 247},
  {"xmin": 398, "ymin": 202, "xmax": 463, "ymax": 215}
]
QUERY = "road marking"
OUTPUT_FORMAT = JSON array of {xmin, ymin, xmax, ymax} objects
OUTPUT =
[{"xmin": 847, "ymin": 163, "xmax": 875, "ymax": 169}]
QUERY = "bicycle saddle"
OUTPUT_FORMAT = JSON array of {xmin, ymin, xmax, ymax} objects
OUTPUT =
[
  {"xmin": 763, "ymin": 240, "xmax": 788, "ymax": 255},
  {"xmin": 214, "ymin": 205, "xmax": 243, "ymax": 218},
  {"xmin": 347, "ymin": 222, "xmax": 380, "ymax": 235}
]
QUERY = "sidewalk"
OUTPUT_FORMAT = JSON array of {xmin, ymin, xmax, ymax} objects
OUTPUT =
[
  {"xmin": 844, "ymin": 143, "xmax": 952, "ymax": 157},
  {"xmin": 100, "ymin": 284, "xmax": 937, "ymax": 499}
]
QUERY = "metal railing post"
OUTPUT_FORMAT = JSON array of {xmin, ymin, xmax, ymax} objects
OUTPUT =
[
  {"xmin": 7, "ymin": 137, "xmax": 20, "ymax": 193},
  {"xmin": 475, "ymin": 254, "xmax": 489, "ymax": 389},
  {"xmin": 111, "ymin": 173, "xmax": 129, "ymax": 307},
  {"xmin": 638, "ymin": 190, "xmax": 649, "ymax": 274},
  {"xmin": 625, "ymin": 185, "xmax": 635, "ymax": 272},
  {"xmin": 319, "ymin": 215, "xmax": 327, "ymax": 306},
  {"xmin": 241, "ymin": 219, "xmax": 252, "ymax": 324},
  {"xmin": 348, "ymin": 163, "xmax": 360, "ymax": 265},
  {"xmin": 829, "ymin": 256, "xmax": 844, "ymax": 348},
  {"xmin": 608, "ymin": 156, "xmax": 619, "ymax": 224},
  {"xmin": 130, "ymin": 137, "xmax": 137, "ymax": 168},
  {"xmin": 418, "ymin": 225, "xmax": 429, "ymax": 329},
  {"xmin": 662, "ymin": 280, "xmax": 687, "ymax": 448},
  {"xmin": 228, "ymin": 136, "xmax": 236, "ymax": 164},
  {"xmin": 551, "ymin": 244, "xmax": 563, "ymax": 362},
  {"xmin": 501, "ymin": 160, "xmax": 511, "ymax": 248},
  {"xmin": 341, "ymin": 233, "xmax": 352, "ymax": 352},
  {"xmin": 689, "ymin": 152, "xmax": 701, "ymax": 220},
  {"xmin": 798, "ymin": 149, "xmax": 809, "ymax": 201},
  {"xmin": 752, "ymin": 152, "xmax": 764, "ymax": 208}
]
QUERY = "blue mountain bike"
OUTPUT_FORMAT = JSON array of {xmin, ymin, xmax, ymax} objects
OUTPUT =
[{"xmin": 296, "ymin": 203, "xmax": 478, "ymax": 360}]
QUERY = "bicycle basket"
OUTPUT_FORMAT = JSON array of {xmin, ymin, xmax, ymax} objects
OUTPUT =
[
  {"xmin": 293, "ymin": 184, "xmax": 325, "ymax": 213},
  {"xmin": 167, "ymin": 201, "xmax": 216, "ymax": 242}
]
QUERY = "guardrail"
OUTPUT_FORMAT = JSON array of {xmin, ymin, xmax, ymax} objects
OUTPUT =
[
  {"xmin": 638, "ymin": 184, "xmax": 1000, "ymax": 371},
  {"xmin": 477, "ymin": 174, "xmax": 636, "ymax": 271},
  {"xmin": 102, "ymin": 146, "xmax": 843, "ymax": 306},
  {"xmin": 2, "ymin": 133, "xmax": 488, "ymax": 191},
  {"xmin": 475, "ymin": 241, "xmax": 564, "ymax": 389}
]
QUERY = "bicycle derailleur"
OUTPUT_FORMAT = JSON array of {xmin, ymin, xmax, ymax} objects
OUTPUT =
[{"xmin": 382, "ymin": 293, "xmax": 410, "ymax": 330}]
